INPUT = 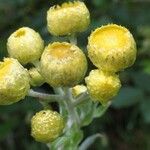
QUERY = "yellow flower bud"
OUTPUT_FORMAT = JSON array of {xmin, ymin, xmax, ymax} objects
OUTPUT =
[
  {"xmin": 0, "ymin": 58, "xmax": 30, "ymax": 105},
  {"xmin": 47, "ymin": 1, "xmax": 90, "ymax": 36},
  {"xmin": 40, "ymin": 42, "xmax": 87, "ymax": 87},
  {"xmin": 72, "ymin": 85, "xmax": 87, "ymax": 97},
  {"xmin": 85, "ymin": 70, "xmax": 121, "ymax": 105},
  {"xmin": 31, "ymin": 110, "xmax": 64, "ymax": 143},
  {"xmin": 88, "ymin": 24, "xmax": 137, "ymax": 73},
  {"xmin": 28, "ymin": 67, "xmax": 45, "ymax": 87},
  {"xmin": 7, "ymin": 27, "xmax": 44, "ymax": 64}
]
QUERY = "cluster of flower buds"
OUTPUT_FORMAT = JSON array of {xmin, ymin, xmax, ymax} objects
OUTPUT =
[
  {"xmin": 0, "ymin": 1, "xmax": 137, "ymax": 143},
  {"xmin": 86, "ymin": 24, "xmax": 137, "ymax": 105}
]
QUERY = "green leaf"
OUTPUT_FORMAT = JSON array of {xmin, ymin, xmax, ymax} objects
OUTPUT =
[
  {"xmin": 112, "ymin": 87, "xmax": 143, "ymax": 108},
  {"xmin": 93, "ymin": 103, "xmax": 110, "ymax": 118},
  {"xmin": 79, "ymin": 133, "xmax": 108, "ymax": 150},
  {"xmin": 50, "ymin": 125, "xmax": 83, "ymax": 150},
  {"xmin": 77, "ymin": 100, "xmax": 110, "ymax": 127},
  {"xmin": 77, "ymin": 99, "xmax": 95, "ymax": 127}
]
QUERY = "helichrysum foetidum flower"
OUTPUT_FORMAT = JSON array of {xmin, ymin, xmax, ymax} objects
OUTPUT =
[
  {"xmin": 47, "ymin": 1, "xmax": 90, "ymax": 36},
  {"xmin": 31, "ymin": 110, "xmax": 64, "ymax": 143},
  {"xmin": 88, "ymin": 24, "xmax": 137, "ymax": 73},
  {"xmin": 85, "ymin": 70, "xmax": 121, "ymax": 105},
  {"xmin": 28, "ymin": 67, "xmax": 45, "ymax": 87},
  {"xmin": 40, "ymin": 42, "xmax": 87, "ymax": 87},
  {"xmin": 7, "ymin": 27, "xmax": 44, "ymax": 64},
  {"xmin": 0, "ymin": 58, "xmax": 30, "ymax": 105}
]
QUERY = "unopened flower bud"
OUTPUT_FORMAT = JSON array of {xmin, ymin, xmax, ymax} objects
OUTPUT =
[
  {"xmin": 31, "ymin": 110, "xmax": 64, "ymax": 143},
  {"xmin": 7, "ymin": 27, "xmax": 44, "ymax": 64},
  {"xmin": 47, "ymin": 1, "xmax": 90, "ymax": 36},
  {"xmin": 85, "ymin": 70, "xmax": 121, "ymax": 105},
  {"xmin": 40, "ymin": 42, "xmax": 87, "ymax": 87},
  {"xmin": 28, "ymin": 67, "xmax": 45, "ymax": 87},
  {"xmin": 72, "ymin": 85, "xmax": 87, "ymax": 97},
  {"xmin": 88, "ymin": 24, "xmax": 137, "ymax": 73},
  {"xmin": 0, "ymin": 58, "xmax": 30, "ymax": 105}
]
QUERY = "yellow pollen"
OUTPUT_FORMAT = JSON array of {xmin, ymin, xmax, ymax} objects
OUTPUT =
[
  {"xmin": 49, "ymin": 44, "xmax": 72, "ymax": 59},
  {"xmin": 91, "ymin": 25, "xmax": 130, "ymax": 50},
  {"xmin": 15, "ymin": 29, "xmax": 26, "ymax": 37}
]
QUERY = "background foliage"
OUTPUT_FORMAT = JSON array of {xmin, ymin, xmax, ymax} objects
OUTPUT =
[{"xmin": 0, "ymin": 0, "xmax": 150, "ymax": 150}]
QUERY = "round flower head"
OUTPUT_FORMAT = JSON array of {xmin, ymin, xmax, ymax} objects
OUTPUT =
[
  {"xmin": 28, "ymin": 67, "xmax": 45, "ymax": 87},
  {"xmin": 40, "ymin": 42, "xmax": 87, "ymax": 87},
  {"xmin": 47, "ymin": 1, "xmax": 90, "ymax": 36},
  {"xmin": 31, "ymin": 110, "xmax": 64, "ymax": 143},
  {"xmin": 7, "ymin": 27, "xmax": 44, "ymax": 64},
  {"xmin": 88, "ymin": 24, "xmax": 137, "ymax": 73},
  {"xmin": 85, "ymin": 70, "xmax": 121, "ymax": 105},
  {"xmin": 0, "ymin": 58, "xmax": 30, "ymax": 105}
]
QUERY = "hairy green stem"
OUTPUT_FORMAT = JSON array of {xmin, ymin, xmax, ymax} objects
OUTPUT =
[
  {"xmin": 73, "ymin": 92, "xmax": 90, "ymax": 106},
  {"xmin": 64, "ymin": 88, "xmax": 80, "ymax": 127},
  {"xmin": 79, "ymin": 133, "xmax": 105, "ymax": 150},
  {"xmin": 47, "ymin": 87, "xmax": 82, "ymax": 150},
  {"xmin": 28, "ymin": 89, "xmax": 63, "ymax": 102},
  {"xmin": 53, "ymin": 87, "xmax": 64, "ymax": 95},
  {"xmin": 53, "ymin": 87, "xmax": 68, "ymax": 120},
  {"xmin": 29, "ymin": 87, "xmax": 110, "ymax": 150}
]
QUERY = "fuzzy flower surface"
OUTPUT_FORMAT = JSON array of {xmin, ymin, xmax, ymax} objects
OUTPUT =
[
  {"xmin": 31, "ymin": 110, "xmax": 64, "ymax": 143},
  {"xmin": 88, "ymin": 24, "xmax": 137, "ymax": 72},
  {"xmin": 0, "ymin": 58, "xmax": 30, "ymax": 105},
  {"xmin": 47, "ymin": 1, "xmax": 90, "ymax": 36},
  {"xmin": 40, "ymin": 42, "xmax": 87, "ymax": 87},
  {"xmin": 85, "ymin": 70, "xmax": 121, "ymax": 105},
  {"xmin": 7, "ymin": 27, "xmax": 44, "ymax": 64}
]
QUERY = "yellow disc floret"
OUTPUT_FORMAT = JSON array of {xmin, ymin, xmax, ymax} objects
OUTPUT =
[
  {"xmin": 0, "ymin": 58, "xmax": 30, "ymax": 105},
  {"xmin": 31, "ymin": 110, "xmax": 64, "ymax": 143},
  {"xmin": 7, "ymin": 27, "xmax": 44, "ymax": 64},
  {"xmin": 40, "ymin": 42, "xmax": 87, "ymax": 87},
  {"xmin": 88, "ymin": 24, "xmax": 137, "ymax": 72},
  {"xmin": 85, "ymin": 70, "xmax": 121, "ymax": 105},
  {"xmin": 47, "ymin": 1, "xmax": 90, "ymax": 36},
  {"xmin": 28, "ymin": 67, "xmax": 45, "ymax": 87}
]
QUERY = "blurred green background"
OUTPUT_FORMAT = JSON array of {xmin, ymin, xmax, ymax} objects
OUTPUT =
[{"xmin": 0, "ymin": 0, "xmax": 150, "ymax": 150}]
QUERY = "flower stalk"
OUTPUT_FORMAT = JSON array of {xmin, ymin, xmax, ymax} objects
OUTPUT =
[{"xmin": 28, "ymin": 89, "xmax": 63, "ymax": 102}]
